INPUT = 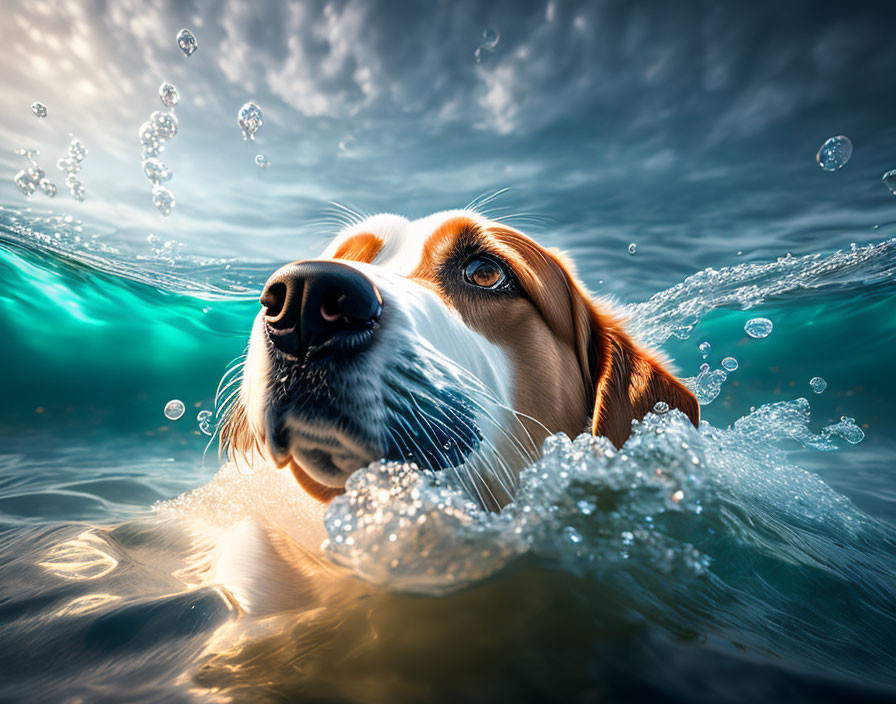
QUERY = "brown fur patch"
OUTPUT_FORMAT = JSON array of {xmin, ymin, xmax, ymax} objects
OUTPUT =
[{"xmin": 332, "ymin": 233, "xmax": 384, "ymax": 263}]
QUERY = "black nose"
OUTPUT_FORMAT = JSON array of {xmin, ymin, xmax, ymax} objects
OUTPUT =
[{"xmin": 260, "ymin": 261, "xmax": 383, "ymax": 357}]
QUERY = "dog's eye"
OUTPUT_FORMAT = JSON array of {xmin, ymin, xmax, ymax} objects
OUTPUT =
[{"xmin": 463, "ymin": 256, "xmax": 507, "ymax": 289}]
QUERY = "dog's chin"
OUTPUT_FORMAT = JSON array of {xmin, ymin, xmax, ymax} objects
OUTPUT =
[{"xmin": 289, "ymin": 444, "xmax": 373, "ymax": 488}]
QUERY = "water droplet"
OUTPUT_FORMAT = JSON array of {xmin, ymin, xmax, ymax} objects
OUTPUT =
[
  {"xmin": 693, "ymin": 365, "xmax": 728, "ymax": 405},
  {"xmin": 672, "ymin": 490, "xmax": 684, "ymax": 503},
  {"xmin": 150, "ymin": 110, "xmax": 178, "ymax": 140},
  {"xmin": 721, "ymin": 356, "xmax": 739, "ymax": 372},
  {"xmin": 238, "ymin": 101, "xmax": 263, "ymax": 141},
  {"xmin": 825, "ymin": 416, "xmax": 864, "ymax": 445},
  {"xmin": 31, "ymin": 102, "xmax": 47, "ymax": 118},
  {"xmin": 14, "ymin": 170, "xmax": 36, "ymax": 196},
  {"xmin": 68, "ymin": 137, "xmax": 87, "ymax": 162},
  {"xmin": 69, "ymin": 181, "xmax": 85, "ymax": 201},
  {"xmin": 159, "ymin": 82, "xmax": 179, "ymax": 108},
  {"xmin": 816, "ymin": 135, "xmax": 852, "ymax": 171},
  {"xmin": 652, "ymin": 401, "xmax": 669, "ymax": 414},
  {"xmin": 628, "ymin": 242, "xmax": 637, "ymax": 255},
  {"xmin": 142, "ymin": 158, "xmax": 172, "ymax": 184},
  {"xmin": 474, "ymin": 26, "xmax": 500, "ymax": 63},
  {"xmin": 39, "ymin": 179, "xmax": 57, "ymax": 197},
  {"xmin": 564, "ymin": 526, "xmax": 582, "ymax": 544},
  {"xmin": 197, "ymin": 410, "xmax": 214, "ymax": 435},
  {"xmin": 152, "ymin": 186, "xmax": 175, "ymax": 216},
  {"xmin": 164, "ymin": 399, "xmax": 185, "ymax": 420},
  {"xmin": 176, "ymin": 28, "xmax": 197, "ymax": 56},
  {"xmin": 882, "ymin": 170, "xmax": 896, "ymax": 195},
  {"xmin": 698, "ymin": 341, "xmax": 711, "ymax": 359},
  {"xmin": 254, "ymin": 153, "xmax": 270, "ymax": 168},
  {"xmin": 138, "ymin": 121, "xmax": 160, "ymax": 149},
  {"xmin": 576, "ymin": 499, "xmax": 595, "ymax": 515},
  {"xmin": 809, "ymin": 376, "xmax": 827, "ymax": 394},
  {"xmin": 744, "ymin": 317, "xmax": 773, "ymax": 338}
]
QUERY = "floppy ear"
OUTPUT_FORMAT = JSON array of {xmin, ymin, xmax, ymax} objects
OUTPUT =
[
  {"xmin": 533, "ymin": 248, "xmax": 700, "ymax": 448},
  {"xmin": 489, "ymin": 227, "xmax": 699, "ymax": 448}
]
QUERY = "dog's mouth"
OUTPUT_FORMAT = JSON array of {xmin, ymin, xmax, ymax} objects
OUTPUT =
[{"xmin": 263, "ymin": 348, "xmax": 484, "ymax": 489}]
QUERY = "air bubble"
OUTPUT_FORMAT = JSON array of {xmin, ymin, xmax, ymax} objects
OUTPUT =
[
  {"xmin": 31, "ymin": 102, "xmax": 47, "ymax": 118},
  {"xmin": 176, "ymin": 28, "xmax": 197, "ymax": 56},
  {"xmin": 809, "ymin": 376, "xmax": 827, "ymax": 394},
  {"xmin": 653, "ymin": 401, "xmax": 670, "ymax": 414},
  {"xmin": 825, "ymin": 416, "xmax": 864, "ymax": 445},
  {"xmin": 816, "ymin": 135, "xmax": 852, "ymax": 172},
  {"xmin": 744, "ymin": 317, "xmax": 773, "ymax": 338},
  {"xmin": 152, "ymin": 186, "xmax": 175, "ymax": 216},
  {"xmin": 698, "ymin": 341, "xmax": 711, "ymax": 359},
  {"xmin": 721, "ymin": 357, "xmax": 739, "ymax": 372},
  {"xmin": 254, "ymin": 153, "xmax": 270, "ymax": 168},
  {"xmin": 238, "ymin": 101, "xmax": 263, "ymax": 141},
  {"xmin": 164, "ymin": 399, "xmax": 185, "ymax": 420},
  {"xmin": 628, "ymin": 243, "xmax": 637, "ymax": 255},
  {"xmin": 159, "ymin": 82, "xmax": 179, "ymax": 108}
]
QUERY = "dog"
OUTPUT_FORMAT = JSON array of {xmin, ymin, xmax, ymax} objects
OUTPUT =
[{"xmin": 221, "ymin": 210, "xmax": 699, "ymax": 511}]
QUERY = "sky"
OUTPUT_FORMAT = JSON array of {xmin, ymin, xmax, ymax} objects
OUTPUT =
[{"xmin": 3, "ymin": 0, "xmax": 896, "ymax": 298}]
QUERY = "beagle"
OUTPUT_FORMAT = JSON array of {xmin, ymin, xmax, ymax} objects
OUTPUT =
[{"xmin": 221, "ymin": 211, "xmax": 698, "ymax": 509}]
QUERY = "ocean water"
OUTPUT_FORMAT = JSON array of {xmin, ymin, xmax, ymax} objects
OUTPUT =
[{"xmin": 4, "ymin": 2, "xmax": 896, "ymax": 702}]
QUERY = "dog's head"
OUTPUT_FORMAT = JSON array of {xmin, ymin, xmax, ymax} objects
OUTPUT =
[{"xmin": 222, "ymin": 211, "xmax": 698, "ymax": 505}]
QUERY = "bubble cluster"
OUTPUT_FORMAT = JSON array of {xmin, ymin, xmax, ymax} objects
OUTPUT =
[
  {"xmin": 744, "ymin": 317, "xmax": 773, "ymax": 338},
  {"xmin": 254, "ymin": 153, "xmax": 270, "ymax": 168},
  {"xmin": 628, "ymin": 242, "xmax": 638, "ymax": 255},
  {"xmin": 137, "ymin": 88, "xmax": 180, "ymax": 215},
  {"xmin": 164, "ymin": 399, "xmax": 185, "ymax": 420},
  {"xmin": 721, "ymin": 356, "xmax": 739, "ymax": 372},
  {"xmin": 809, "ymin": 376, "xmax": 827, "ymax": 394},
  {"xmin": 176, "ymin": 28, "xmax": 197, "ymax": 56},
  {"xmin": 146, "ymin": 233, "xmax": 185, "ymax": 264},
  {"xmin": 13, "ymin": 149, "xmax": 58, "ymax": 199},
  {"xmin": 158, "ymin": 82, "xmax": 179, "ymax": 108},
  {"xmin": 237, "ymin": 101, "xmax": 263, "ymax": 141},
  {"xmin": 197, "ymin": 410, "xmax": 214, "ymax": 436},
  {"xmin": 474, "ymin": 26, "xmax": 500, "ymax": 63},
  {"xmin": 816, "ymin": 135, "xmax": 853, "ymax": 172},
  {"xmin": 31, "ymin": 102, "xmax": 47, "ymax": 118},
  {"xmin": 55, "ymin": 137, "xmax": 87, "ymax": 201}
]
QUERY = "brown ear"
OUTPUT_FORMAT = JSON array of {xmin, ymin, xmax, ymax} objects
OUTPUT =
[
  {"xmin": 488, "ymin": 227, "xmax": 698, "ymax": 448},
  {"xmin": 587, "ymin": 309, "xmax": 700, "ymax": 447}
]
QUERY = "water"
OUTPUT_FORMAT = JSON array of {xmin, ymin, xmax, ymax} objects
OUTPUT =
[
  {"xmin": 3, "ymin": 2, "xmax": 896, "ymax": 701},
  {"xmin": 30, "ymin": 102, "xmax": 47, "ymax": 119}
]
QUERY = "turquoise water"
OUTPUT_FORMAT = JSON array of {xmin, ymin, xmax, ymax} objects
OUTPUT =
[{"xmin": 1, "ymin": 206, "xmax": 896, "ymax": 702}]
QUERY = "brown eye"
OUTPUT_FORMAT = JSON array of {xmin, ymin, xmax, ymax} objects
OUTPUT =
[{"xmin": 463, "ymin": 256, "xmax": 507, "ymax": 289}]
